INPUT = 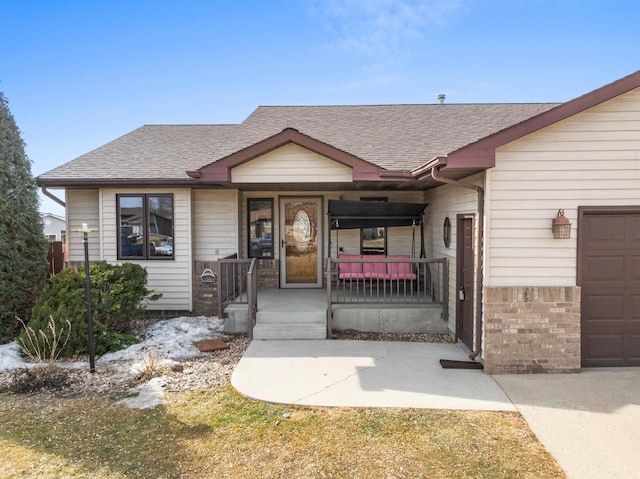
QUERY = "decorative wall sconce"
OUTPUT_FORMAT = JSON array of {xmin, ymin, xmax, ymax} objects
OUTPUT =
[
  {"xmin": 443, "ymin": 217, "xmax": 451, "ymax": 248},
  {"xmin": 201, "ymin": 268, "xmax": 216, "ymax": 283},
  {"xmin": 552, "ymin": 209, "xmax": 571, "ymax": 239}
]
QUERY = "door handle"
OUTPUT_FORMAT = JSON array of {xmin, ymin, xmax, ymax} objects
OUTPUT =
[
  {"xmin": 459, "ymin": 287, "xmax": 465, "ymax": 301},
  {"xmin": 281, "ymin": 239, "xmax": 286, "ymax": 248}
]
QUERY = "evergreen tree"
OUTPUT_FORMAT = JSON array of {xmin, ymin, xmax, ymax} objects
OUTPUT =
[{"xmin": 0, "ymin": 91, "xmax": 49, "ymax": 343}]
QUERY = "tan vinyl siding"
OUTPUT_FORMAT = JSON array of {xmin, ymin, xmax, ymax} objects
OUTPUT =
[
  {"xmin": 231, "ymin": 144, "xmax": 353, "ymax": 183},
  {"xmin": 193, "ymin": 189, "xmax": 239, "ymax": 260},
  {"xmin": 101, "ymin": 188, "xmax": 192, "ymax": 311},
  {"xmin": 66, "ymin": 189, "xmax": 100, "ymax": 262},
  {"xmin": 487, "ymin": 86, "xmax": 640, "ymax": 287},
  {"xmin": 423, "ymin": 174, "xmax": 483, "ymax": 333}
]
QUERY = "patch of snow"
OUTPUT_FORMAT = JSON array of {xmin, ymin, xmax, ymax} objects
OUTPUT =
[
  {"xmin": 1, "ymin": 316, "xmax": 226, "ymax": 410},
  {"xmin": 98, "ymin": 316, "xmax": 224, "ymax": 373},
  {"xmin": 115, "ymin": 377, "xmax": 168, "ymax": 410},
  {"xmin": 0, "ymin": 341, "xmax": 25, "ymax": 371}
]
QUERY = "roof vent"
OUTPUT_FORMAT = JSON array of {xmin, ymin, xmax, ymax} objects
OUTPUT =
[{"xmin": 437, "ymin": 94, "xmax": 446, "ymax": 104}]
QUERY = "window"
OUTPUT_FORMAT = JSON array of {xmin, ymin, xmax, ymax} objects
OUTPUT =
[
  {"xmin": 360, "ymin": 197, "xmax": 387, "ymax": 255},
  {"xmin": 118, "ymin": 194, "xmax": 174, "ymax": 260},
  {"xmin": 248, "ymin": 199, "xmax": 273, "ymax": 258}
]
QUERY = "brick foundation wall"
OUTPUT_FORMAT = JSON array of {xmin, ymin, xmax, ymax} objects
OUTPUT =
[
  {"xmin": 191, "ymin": 259, "xmax": 280, "ymax": 316},
  {"xmin": 256, "ymin": 259, "xmax": 279, "ymax": 289},
  {"xmin": 484, "ymin": 286, "xmax": 581, "ymax": 374},
  {"xmin": 193, "ymin": 261, "xmax": 219, "ymax": 316}
]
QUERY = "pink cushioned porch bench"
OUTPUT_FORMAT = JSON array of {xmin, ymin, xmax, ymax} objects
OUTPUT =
[{"xmin": 337, "ymin": 253, "xmax": 417, "ymax": 281}]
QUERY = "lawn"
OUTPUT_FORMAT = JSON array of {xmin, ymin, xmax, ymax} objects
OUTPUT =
[{"xmin": 0, "ymin": 385, "xmax": 564, "ymax": 479}]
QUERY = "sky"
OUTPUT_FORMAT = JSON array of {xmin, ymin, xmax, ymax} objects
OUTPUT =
[{"xmin": 1, "ymin": 0, "xmax": 639, "ymax": 216}]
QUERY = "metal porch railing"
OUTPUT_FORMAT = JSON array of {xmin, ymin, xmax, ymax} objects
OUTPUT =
[
  {"xmin": 325, "ymin": 257, "xmax": 448, "ymax": 334},
  {"xmin": 217, "ymin": 255, "xmax": 257, "ymax": 338}
]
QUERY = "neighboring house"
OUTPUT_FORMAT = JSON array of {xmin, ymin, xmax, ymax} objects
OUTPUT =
[
  {"xmin": 37, "ymin": 70, "xmax": 640, "ymax": 373},
  {"xmin": 41, "ymin": 213, "xmax": 66, "ymax": 242}
]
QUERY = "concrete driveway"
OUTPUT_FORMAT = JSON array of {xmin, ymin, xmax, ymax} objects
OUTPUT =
[{"xmin": 494, "ymin": 368, "xmax": 640, "ymax": 479}]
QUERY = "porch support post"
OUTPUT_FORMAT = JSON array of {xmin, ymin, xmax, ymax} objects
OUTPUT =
[{"xmin": 326, "ymin": 259, "xmax": 333, "ymax": 338}]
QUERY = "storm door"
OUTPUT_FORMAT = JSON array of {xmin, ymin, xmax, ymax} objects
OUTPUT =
[
  {"xmin": 279, "ymin": 197, "xmax": 323, "ymax": 288},
  {"xmin": 457, "ymin": 215, "xmax": 475, "ymax": 350}
]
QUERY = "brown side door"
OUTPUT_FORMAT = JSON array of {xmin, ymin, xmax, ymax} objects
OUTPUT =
[
  {"xmin": 457, "ymin": 215, "xmax": 475, "ymax": 350},
  {"xmin": 579, "ymin": 208, "xmax": 640, "ymax": 367}
]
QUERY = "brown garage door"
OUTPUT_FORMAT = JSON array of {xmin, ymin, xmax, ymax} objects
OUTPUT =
[{"xmin": 579, "ymin": 208, "xmax": 640, "ymax": 367}]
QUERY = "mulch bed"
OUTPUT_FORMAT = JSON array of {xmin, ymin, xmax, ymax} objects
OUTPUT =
[{"xmin": 332, "ymin": 329, "xmax": 455, "ymax": 343}]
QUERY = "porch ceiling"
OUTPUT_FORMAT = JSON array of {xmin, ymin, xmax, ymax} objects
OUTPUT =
[
  {"xmin": 328, "ymin": 199, "xmax": 428, "ymax": 229},
  {"xmin": 203, "ymin": 164, "xmax": 484, "ymax": 192}
]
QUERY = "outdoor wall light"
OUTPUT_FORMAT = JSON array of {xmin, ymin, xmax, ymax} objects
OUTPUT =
[
  {"xmin": 552, "ymin": 209, "xmax": 572, "ymax": 239},
  {"xmin": 201, "ymin": 268, "xmax": 216, "ymax": 283},
  {"xmin": 72, "ymin": 222, "xmax": 98, "ymax": 372}
]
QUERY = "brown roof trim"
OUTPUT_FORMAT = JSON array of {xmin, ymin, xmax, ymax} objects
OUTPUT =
[
  {"xmin": 190, "ymin": 127, "xmax": 384, "ymax": 182},
  {"xmin": 445, "ymin": 70, "xmax": 640, "ymax": 168},
  {"xmin": 378, "ymin": 170, "xmax": 414, "ymax": 180},
  {"xmin": 36, "ymin": 178, "xmax": 203, "ymax": 188},
  {"xmin": 411, "ymin": 157, "xmax": 446, "ymax": 179}
]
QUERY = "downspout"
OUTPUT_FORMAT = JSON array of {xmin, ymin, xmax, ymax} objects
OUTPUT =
[
  {"xmin": 41, "ymin": 185, "xmax": 66, "ymax": 209},
  {"xmin": 430, "ymin": 165, "xmax": 484, "ymax": 360}
]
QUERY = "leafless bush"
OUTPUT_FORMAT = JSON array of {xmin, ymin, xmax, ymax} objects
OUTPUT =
[{"xmin": 17, "ymin": 316, "xmax": 72, "ymax": 368}]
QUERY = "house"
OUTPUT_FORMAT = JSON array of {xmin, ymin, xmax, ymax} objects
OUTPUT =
[
  {"xmin": 41, "ymin": 212, "xmax": 66, "ymax": 242},
  {"xmin": 37, "ymin": 70, "xmax": 640, "ymax": 373}
]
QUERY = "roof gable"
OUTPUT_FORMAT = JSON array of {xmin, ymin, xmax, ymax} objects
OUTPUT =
[
  {"xmin": 188, "ymin": 127, "xmax": 383, "ymax": 182},
  {"xmin": 445, "ymin": 70, "xmax": 640, "ymax": 169}
]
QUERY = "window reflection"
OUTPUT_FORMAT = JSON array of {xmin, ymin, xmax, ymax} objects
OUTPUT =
[
  {"xmin": 118, "ymin": 194, "xmax": 173, "ymax": 259},
  {"xmin": 119, "ymin": 196, "xmax": 144, "ymax": 258},
  {"xmin": 148, "ymin": 196, "xmax": 173, "ymax": 257},
  {"xmin": 248, "ymin": 199, "xmax": 273, "ymax": 258},
  {"xmin": 361, "ymin": 197, "xmax": 387, "ymax": 255}
]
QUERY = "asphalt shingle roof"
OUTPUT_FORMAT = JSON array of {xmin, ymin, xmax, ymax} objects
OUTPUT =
[{"xmin": 38, "ymin": 103, "xmax": 560, "ymax": 182}]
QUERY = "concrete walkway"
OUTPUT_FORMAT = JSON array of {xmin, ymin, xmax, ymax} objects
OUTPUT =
[
  {"xmin": 232, "ymin": 340, "xmax": 640, "ymax": 479},
  {"xmin": 232, "ymin": 340, "xmax": 514, "ymax": 410}
]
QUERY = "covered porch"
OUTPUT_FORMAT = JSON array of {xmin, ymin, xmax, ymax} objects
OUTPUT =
[{"xmin": 220, "ymin": 256, "xmax": 449, "ymax": 340}]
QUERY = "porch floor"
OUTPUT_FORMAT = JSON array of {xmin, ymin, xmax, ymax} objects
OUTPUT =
[{"xmin": 256, "ymin": 288, "xmax": 326, "ymax": 313}]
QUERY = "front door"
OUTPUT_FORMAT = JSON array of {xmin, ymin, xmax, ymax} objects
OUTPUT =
[
  {"xmin": 457, "ymin": 215, "xmax": 475, "ymax": 350},
  {"xmin": 280, "ymin": 197, "xmax": 323, "ymax": 288}
]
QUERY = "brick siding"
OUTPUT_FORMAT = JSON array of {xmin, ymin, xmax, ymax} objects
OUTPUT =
[{"xmin": 484, "ymin": 286, "xmax": 581, "ymax": 374}]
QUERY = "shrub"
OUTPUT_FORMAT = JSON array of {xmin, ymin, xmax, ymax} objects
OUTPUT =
[
  {"xmin": 91, "ymin": 261, "xmax": 161, "ymax": 332},
  {"xmin": 3, "ymin": 367, "xmax": 71, "ymax": 394},
  {"xmin": 22, "ymin": 262, "xmax": 160, "ymax": 358}
]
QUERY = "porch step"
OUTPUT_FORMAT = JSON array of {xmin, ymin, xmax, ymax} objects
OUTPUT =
[
  {"xmin": 252, "ymin": 310, "xmax": 327, "ymax": 340},
  {"xmin": 257, "ymin": 310, "xmax": 326, "ymax": 324},
  {"xmin": 252, "ymin": 322, "xmax": 327, "ymax": 340}
]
